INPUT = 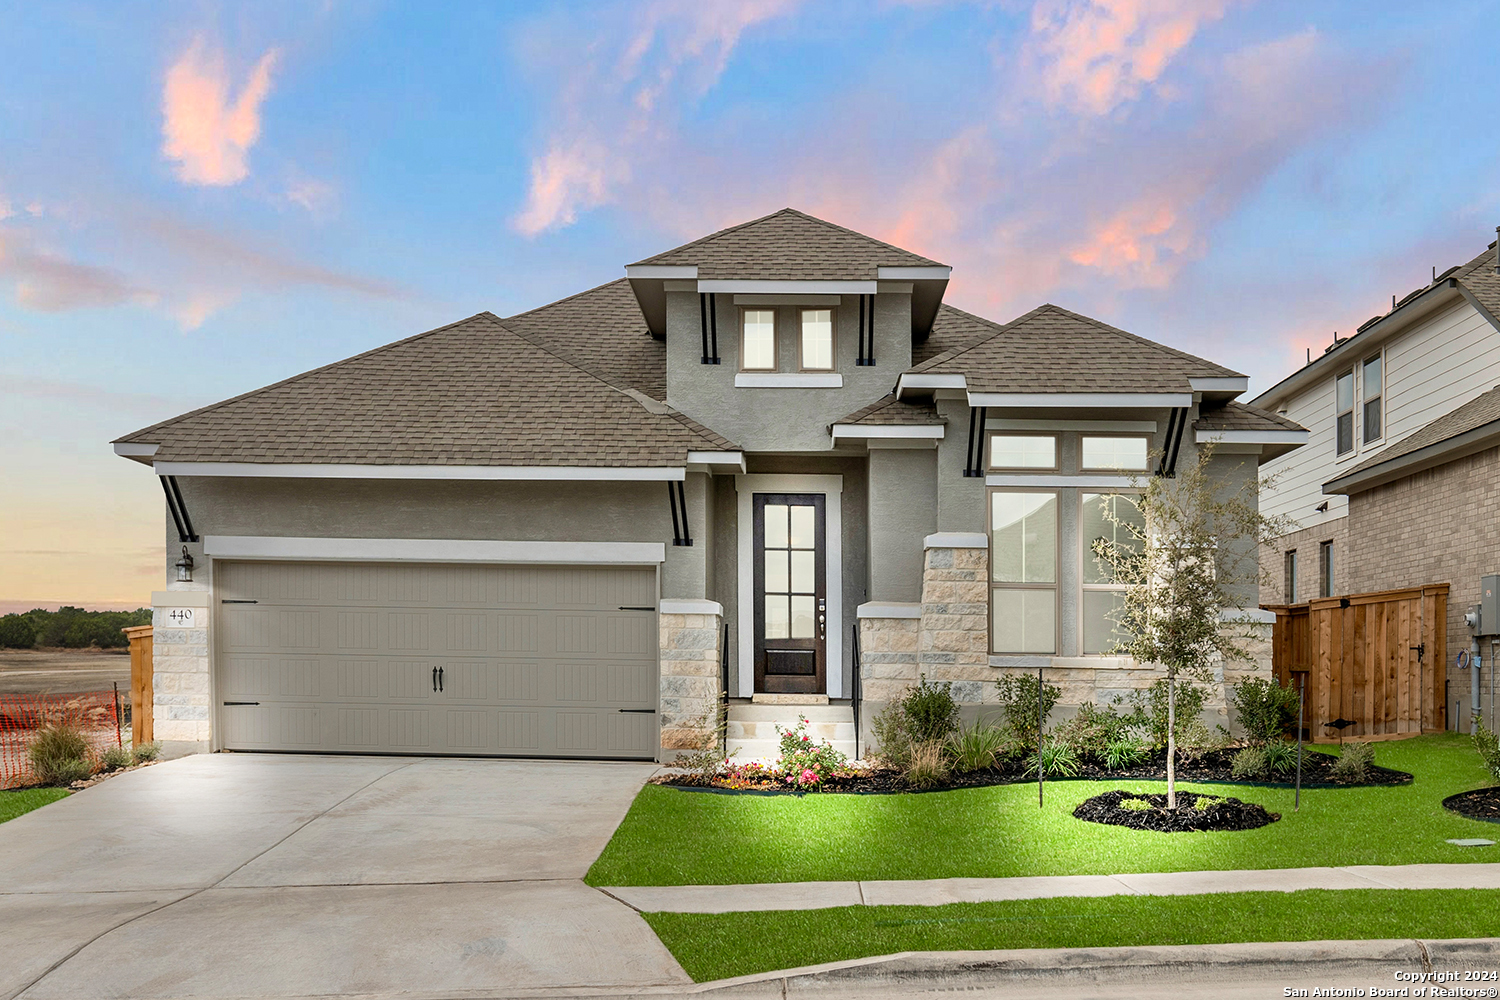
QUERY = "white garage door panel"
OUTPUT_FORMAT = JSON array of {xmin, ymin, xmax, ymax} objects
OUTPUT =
[{"xmin": 215, "ymin": 561, "xmax": 658, "ymax": 758}]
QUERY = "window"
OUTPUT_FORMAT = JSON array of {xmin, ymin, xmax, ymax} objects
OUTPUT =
[
  {"xmin": 989, "ymin": 491, "xmax": 1057, "ymax": 653},
  {"xmin": 988, "ymin": 434, "xmax": 1058, "ymax": 471},
  {"xmin": 741, "ymin": 308, "xmax": 777, "ymax": 371},
  {"xmin": 1335, "ymin": 370, "xmax": 1354, "ymax": 455},
  {"xmin": 1319, "ymin": 540, "xmax": 1334, "ymax": 598},
  {"xmin": 1081, "ymin": 493, "xmax": 1144, "ymax": 654},
  {"xmin": 799, "ymin": 309, "xmax": 834, "ymax": 371},
  {"xmin": 763, "ymin": 503, "xmax": 817, "ymax": 639},
  {"xmin": 1284, "ymin": 550, "xmax": 1298, "ymax": 603},
  {"xmin": 1363, "ymin": 353, "xmax": 1383, "ymax": 442},
  {"xmin": 1081, "ymin": 436, "xmax": 1151, "ymax": 471}
]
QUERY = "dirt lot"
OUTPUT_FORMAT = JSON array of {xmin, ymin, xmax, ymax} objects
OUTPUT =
[{"xmin": 0, "ymin": 649, "xmax": 132, "ymax": 695}]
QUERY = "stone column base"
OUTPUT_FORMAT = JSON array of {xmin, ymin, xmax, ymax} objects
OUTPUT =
[
  {"xmin": 150, "ymin": 590, "xmax": 213, "ymax": 755},
  {"xmin": 658, "ymin": 601, "xmax": 724, "ymax": 756}
]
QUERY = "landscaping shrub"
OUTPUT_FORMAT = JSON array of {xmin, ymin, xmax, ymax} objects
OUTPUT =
[
  {"xmin": 1176, "ymin": 718, "xmax": 1232, "ymax": 763},
  {"xmin": 1329, "ymin": 741, "xmax": 1374, "ymax": 783},
  {"xmin": 100, "ymin": 745, "xmax": 133, "ymax": 770},
  {"xmin": 1261, "ymin": 739, "xmax": 1297, "ymax": 776},
  {"xmin": 1024, "ymin": 739, "xmax": 1081, "ymax": 778},
  {"xmin": 904, "ymin": 741, "xmax": 950, "ymax": 789},
  {"xmin": 903, "ymin": 676, "xmax": 960, "ymax": 742},
  {"xmin": 1054, "ymin": 702, "xmax": 1140, "ymax": 761},
  {"xmin": 995, "ymin": 673, "xmax": 1061, "ymax": 749},
  {"xmin": 1120, "ymin": 678, "xmax": 1208, "ymax": 750},
  {"xmin": 871, "ymin": 700, "xmax": 916, "ymax": 768},
  {"xmin": 28, "ymin": 725, "xmax": 94, "ymax": 786},
  {"xmin": 1473, "ymin": 718, "xmax": 1500, "ymax": 781},
  {"xmin": 0, "ymin": 613, "xmax": 37, "ymax": 649},
  {"xmin": 131, "ymin": 742, "xmax": 162, "ymax": 763},
  {"xmin": 774, "ymin": 716, "xmax": 847, "ymax": 790},
  {"xmin": 1230, "ymin": 746, "xmax": 1267, "ymax": 780},
  {"xmin": 1232, "ymin": 677, "xmax": 1301, "ymax": 745},
  {"xmin": 1102, "ymin": 738, "xmax": 1149, "ymax": 770},
  {"xmin": 945, "ymin": 721, "xmax": 1008, "ymax": 773}
]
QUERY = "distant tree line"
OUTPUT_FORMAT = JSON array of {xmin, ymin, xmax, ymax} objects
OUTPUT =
[{"xmin": 0, "ymin": 607, "xmax": 152, "ymax": 649}]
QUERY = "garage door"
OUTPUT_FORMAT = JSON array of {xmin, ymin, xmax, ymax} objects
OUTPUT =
[{"xmin": 215, "ymin": 561, "xmax": 658, "ymax": 758}]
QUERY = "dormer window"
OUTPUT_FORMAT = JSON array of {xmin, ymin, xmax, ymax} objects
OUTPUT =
[
  {"xmin": 800, "ymin": 309, "xmax": 834, "ymax": 371},
  {"xmin": 741, "ymin": 308, "xmax": 777, "ymax": 371}
]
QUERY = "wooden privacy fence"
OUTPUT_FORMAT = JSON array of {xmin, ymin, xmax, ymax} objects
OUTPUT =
[
  {"xmin": 122, "ymin": 625, "xmax": 153, "ymax": 745},
  {"xmin": 1265, "ymin": 584, "xmax": 1447, "ymax": 743}
]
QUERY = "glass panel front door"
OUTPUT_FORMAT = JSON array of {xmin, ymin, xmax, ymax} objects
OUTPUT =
[{"xmin": 753, "ymin": 493, "xmax": 826, "ymax": 694}]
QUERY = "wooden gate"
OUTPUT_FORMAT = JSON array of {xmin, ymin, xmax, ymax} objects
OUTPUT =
[{"xmin": 1265, "ymin": 584, "xmax": 1447, "ymax": 742}]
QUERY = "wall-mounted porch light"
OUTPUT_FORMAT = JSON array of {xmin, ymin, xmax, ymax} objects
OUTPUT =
[{"xmin": 175, "ymin": 545, "xmax": 195, "ymax": 583}]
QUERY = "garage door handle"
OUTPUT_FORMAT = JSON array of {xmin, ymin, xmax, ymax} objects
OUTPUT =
[
  {"xmin": 223, "ymin": 701, "xmax": 259, "ymax": 706},
  {"xmin": 221, "ymin": 600, "xmax": 258, "ymax": 604},
  {"xmin": 432, "ymin": 667, "xmax": 439, "ymax": 692},
  {"xmin": 438, "ymin": 667, "xmax": 444, "ymax": 692},
  {"xmin": 618, "ymin": 708, "xmax": 656, "ymax": 714},
  {"xmin": 618, "ymin": 606, "xmax": 655, "ymax": 611}
]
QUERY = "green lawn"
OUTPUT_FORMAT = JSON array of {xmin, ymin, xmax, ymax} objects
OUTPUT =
[
  {"xmin": 646, "ymin": 888, "xmax": 1500, "ymax": 982},
  {"xmin": 589, "ymin": 734, "xmax": 1498, "ymax": 886},
  {"xmin": 0, "ymin": 788, "xmax": 68, "ymax": 824}
]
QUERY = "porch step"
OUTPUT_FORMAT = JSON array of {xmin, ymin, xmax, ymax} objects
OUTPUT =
[
  {"xmin": 725, "ymin": 703, "xmax": 856, "ymax": 762},
  {"xmin": 751, "ymin": 693, "xmax": 829, "ymax": 706}
]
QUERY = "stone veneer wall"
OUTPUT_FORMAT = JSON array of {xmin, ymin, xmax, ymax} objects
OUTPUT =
[
  {"xmin": 150, "ymin": 590, "xmax": 212, "ymax": 754},
  {"xmin": 917, "ymin": 540, "xmax": 992, "ymax": 702},
  {"xmin": 658, "ymin": 608, "xmax": 723, "ymax": 753}
]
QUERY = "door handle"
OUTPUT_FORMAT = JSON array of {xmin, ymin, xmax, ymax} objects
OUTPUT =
[
  {"xmin": 432, "ymin": 666, "xmax": 439, "ymax": 692},
  {"xmin": 438, "ymin": 667, "xmax": 444, "ymax": 692}
]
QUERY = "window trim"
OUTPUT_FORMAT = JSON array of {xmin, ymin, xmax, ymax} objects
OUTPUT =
[
  {"xmin": 987, "ymin": 487, "xmax": 1060, "ymax": 655},
  {"xmin": 739, "ymin": 306, "xmax": 779, "ymax": 372},
  {"xmin": 1335, "ymin": 369, "xmax": 1355, "ymax": 457},
  {"xmin": 1079, "ymin": 490, "xmax": 1143, "ymax": 656},
  {"xmin": 1362, "ymin": 351, "xmax": 1383, "ymax": 444},
  {"xmin": 797, "ymin": 306, "xmax": 837, "ymax": 373},
  {"xmin": 1284, "ymin": 549, "xmax": 1298, "ymax": 603},
  {"xmin": 1079, "ymin": 433, "xmax": 1152, "ymax": 473},
  {"xmin": 986, "ymin": 432, "xmax": 1060, "ymax": 473}
]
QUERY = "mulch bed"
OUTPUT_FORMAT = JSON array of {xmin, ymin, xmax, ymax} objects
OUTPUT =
[
  {"xmin": 1442, "ymin": 787, "xmax": 1500, "ymax": 824},
  {"xmin": 1074, "ymin": 789, "xmax": 1280, "ymax": 832},
  {"xmin": 655, "ymin": 747, "xmax": 1412, "ymax": 796}
]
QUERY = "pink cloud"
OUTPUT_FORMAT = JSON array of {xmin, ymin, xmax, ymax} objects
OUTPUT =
[
  {"xmin": 161, "ymin": 37, "xmax": 280, "ymax": 186},
  {"xmin": 0, "ymin": 230, "xmax": 155, "ymax": 312},
  {"xmin": 1028, "ymin": 0, "xmax": 1235, "ymax": 115}
]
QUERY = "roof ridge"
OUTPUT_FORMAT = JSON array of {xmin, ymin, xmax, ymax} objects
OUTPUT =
[
  {"xmin": 629, "ymin": 208, "xmax": 799, "ymax": 267},
  {"xmin": 114, "ymin": 312, "xmax": 501, "ymax": 444},
  {"xmin": 501, "ymin": 276, "xmax": 635, "ymax": 323}
]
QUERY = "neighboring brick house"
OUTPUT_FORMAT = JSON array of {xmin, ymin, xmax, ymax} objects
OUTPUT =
[
  {"xmin": 1254, "ymin": 235, "xmax": 1500, "ymax": 728},
  {"xmin": 113, "ymin": 208, "xmax": 1299, "ymax": 760}
]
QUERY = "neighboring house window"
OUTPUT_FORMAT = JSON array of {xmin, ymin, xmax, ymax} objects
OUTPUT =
[
  {"xmin": 799, "ymin": 308, "xmax": 834, "ymax": 371},
  {"xmin": 1319, "ymin": 540, "xmax": 1334, "ymax": 598},
  {"xmin": 989, "ymin": 491, "xmax": 1058, "ymax": 654},
  {"xmin": 988, "ymin": 434, "xmax": 1058, "ymax": 471},
  {"xmin": 1080, "ymin": 436, "xmax": 1151, "ymax": 472},
  {"xmin": 741, "ymin": 308, "xmax": 777, "ymax": 371},
  {"xmin": 1363, "ymin": 353, "xmax": 1383, "ymax": 442},
  {"xmin": 1081, "ymin": 492, "xmax": 1144, "ymax": 654},
  {"xmin": 1335, "ymin": 370, "xmax": 1355, "ymax": 455},
  {"xmin": 1284, "ymin": 550, "xmax": 1298, "ymax": 603}
]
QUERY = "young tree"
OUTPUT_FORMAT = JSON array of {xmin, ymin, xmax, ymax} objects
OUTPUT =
[{"xmin": 1091, "ymin": 442, "xmax": 1289, "ymax": 809}]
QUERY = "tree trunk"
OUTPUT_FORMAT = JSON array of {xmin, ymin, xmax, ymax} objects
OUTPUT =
[{"xmin": 1166, "ymin": 668, "xmax": 1177, "ymax": 810}]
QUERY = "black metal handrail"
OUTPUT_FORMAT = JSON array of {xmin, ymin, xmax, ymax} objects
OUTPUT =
[
  {"xmin": 851, "ymin": 621, "xmax": 862, "ymax": 760},
  {"xmin": 720, "ymin": 622, "xmax": 730, "ymax": 756}
]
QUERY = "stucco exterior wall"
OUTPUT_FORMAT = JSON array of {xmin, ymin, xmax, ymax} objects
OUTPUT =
[
  {"xmin": 867, "ymin": 448, "xmax": 937, "ymax": 603},
  {"xmin": 664, "ymin": 290, "xmax": 913, "ymax": 451}
]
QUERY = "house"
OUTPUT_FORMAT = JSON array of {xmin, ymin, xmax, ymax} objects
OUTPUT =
[
  {"xmin": 113, "ymin": 208, "xmax": 1301, "ymax": 761},
  {"xmin": 1253, "ymin": 234, "xmax": 1500, "ymax": 729}
]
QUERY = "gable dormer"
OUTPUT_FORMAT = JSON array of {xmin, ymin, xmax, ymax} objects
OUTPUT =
[{"xmin": 623, "ymin": 208, "xmax": 951, "ymax": 450}]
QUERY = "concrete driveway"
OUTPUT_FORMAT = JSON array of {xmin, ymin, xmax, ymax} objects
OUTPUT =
[{"xmin": 0, "ymin": 754, "xmax": 683, "ymax": 999}]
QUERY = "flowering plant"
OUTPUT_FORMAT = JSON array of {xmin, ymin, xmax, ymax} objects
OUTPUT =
[{"xmin": 774, "ymin": 716, "xmax": 848, "ymax": 790}]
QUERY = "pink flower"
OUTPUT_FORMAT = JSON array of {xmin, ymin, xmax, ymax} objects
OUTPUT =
[
  {"xmin": 801, "ymin": 769, "xmax": 818, "ymax": 784},
  {"xmin": 802, "ymin": 735, "xmax": 809, "ymax": 741}
]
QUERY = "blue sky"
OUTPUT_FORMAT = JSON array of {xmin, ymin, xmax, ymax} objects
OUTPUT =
[{"xmin": 3, "ymin": 0, "xmax": 1499, "ymax": 606}]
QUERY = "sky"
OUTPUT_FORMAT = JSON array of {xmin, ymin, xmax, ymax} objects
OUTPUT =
[{"xmin": 2, "ymin": 0, "xmax": 1499, "ymax": 609}]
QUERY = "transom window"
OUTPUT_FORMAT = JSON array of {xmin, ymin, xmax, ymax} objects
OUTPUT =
[
  {"xmin": 1081, "ymin": 493, "xmax": 1144, "ymax": 654},
  {"xmin": 800, "ymin": 309, "xmax": 834, "ymax": 370},
  {"xmin": 763, "ymin": 503, "xmax": 817, "ymax": 639},
  {"xmin": 1335, "ymin": 370, "xmax": 1355, "ymax": 455},
  {"xmin": 741, "ymin": 308, "xmax": 777, "ymax": 371},
  {"xmin": 1363, "ymin": 353, "xmax": 1383, "ymax": 443},
  {"xmin": 1081, "ymin": 436, "xmax": 1150, "ymax": 471},
  {"xmin": 989, "ymin": 491, "xmax": 1057, "ymax": 654},
  {"xmin": 988, "ymin": 434, "xmax": 1058, "ymax": 471}
]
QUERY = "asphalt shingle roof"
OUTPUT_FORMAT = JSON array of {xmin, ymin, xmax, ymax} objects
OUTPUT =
[
  {"xmin": 834, "ymin": 394, "xmax": 946, "ymax": 427},
  {"xmin": 632, "ymin": 208, "xmax": 944, "ymax": 280},
  {"xmin": 1339, "ymin": 382, "xmax": 1500, "ymax": 480},
  {"xmin": 114, "ymin": 312, "xmax": 733, "ymax": 466},
  {"xmin": 501, "ymin": 278, "xmax": 666, "ymax": 401},
  {"xmin": 1194, "ymin": 401, "xmax": 1304, "ymax": 433},
  {"xmin": 914, "ymin": 304, "xmax": 999, "ymax": 364},
  {"xmin": 910, "ymin": 303, "xmax": 1242, "ymax": 394}
]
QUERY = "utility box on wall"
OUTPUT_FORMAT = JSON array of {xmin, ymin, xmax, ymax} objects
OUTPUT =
[{"xmin": 1483, "ymin": 575, "xmax": 1500, "ymax": 636}]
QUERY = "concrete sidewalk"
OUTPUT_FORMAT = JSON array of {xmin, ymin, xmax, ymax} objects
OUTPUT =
[{"xmin": 603, "ymin": 862, "xmax": 1500, "ymax": 913}]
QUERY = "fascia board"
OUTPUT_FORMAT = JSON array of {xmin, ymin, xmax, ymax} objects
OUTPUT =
[
  {"xmin": 113, "ymin": 442, "xmax": 160, "ymax": 457},
  {"xmin": 968, "ymin": 392, "xmax": 1192, "ymax": 408},
  {"xmin": 1194, "ymin": 429, "xmax": 1309, "ymax": 444},
  {"xmin": 626, "ymin": 265, "xmax": 698, "ymax": 279},
  {"xmin": 697, "ymin": 280, "xmax": 877, "ymax": 294},
  {"xmin": 896, "ymin": 372, "xmax": 967, "ymax": 398},
  {"xmin": 830, "ymin": 424, "xmax": 945, "ymax": 439},
  {"xmin": 877, "ymin": 266, "xmax": 952, "ymax": 280},
  {"xmin": 686, "ymin": 451, "xmax": 747, "ymax": 472},
  {"xmin": 1189, "ymin": 377, "xmax": 1249, "ymax": 393},
  {"xmin": 154, "ymin": 462, "xmax": 687, "ymax": 481},
  {"xmin": 203, "ymin": 535, "xmax": 667, "ymax": 565}
]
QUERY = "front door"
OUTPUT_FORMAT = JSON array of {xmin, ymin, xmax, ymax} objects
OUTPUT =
[{"xmin": 752, "ymin": 493, "xmax": 827, "ymax": 694}]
